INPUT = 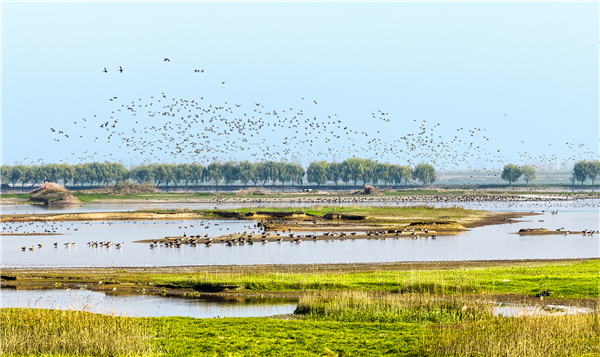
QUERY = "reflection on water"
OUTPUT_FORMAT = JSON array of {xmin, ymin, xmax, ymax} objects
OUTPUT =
[
  {"xmin": 493, "ymin": 303, "xmax": 593, "ymax": 317},
  {"xmin": 2, "ymin": 200, "xmax": 598, "ymax": 267},
  {"xmin": 0, "ymin": 288, "xmax": 298, "ymax": 318}
]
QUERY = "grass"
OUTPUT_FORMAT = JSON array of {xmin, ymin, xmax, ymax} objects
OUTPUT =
[
  {"xmin": 1, "ymin": 308, "xmax": 424, "ymax": 357},
  {"xmin": 151, "ymin": 316, "xmax": 424, "ymax": 356},
  {"xmin": 149, "ymin": 260, "xmax": 600, "ymax": 299},
  {"xmin": 1, "ymin": 307, "xmax": 152, "ymax": 356},
  {"xmin": 4, "ymin": 298, "xmax": 600, "ymax": 356},
  {"xmin": 0, "ymin": 193, "xmax": 30, "ymax": 199},
  {"xmin": 426, "ymin": 311, "xmax": 600, "ymax": 356},
  {"xmin": 5, "ymin": 260, "xmax": 599, "ymax": 300},
  {"xmin": 3, "ymin": 260, "xmax": 600, "ymax": 356},
  {"xmin": 195, "ymin": 204, "xmax": 479, "ymax": 221},
  {"xmin": 294, "ymin": 291, "xmax": 600, "ymax": 357},
  {"xmin": 295, "ymin": 291, "xmax": 489, "ymax": 324}
]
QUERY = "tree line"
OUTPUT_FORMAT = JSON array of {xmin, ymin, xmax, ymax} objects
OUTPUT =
[
  {"xmin": 0, "ymin": 159, "xmax": 437, "ymax": 187},
  {"xmin": 501, "ymin": 160, "xmax": 600, "ymax": 185},
  {"xmin": 306, "ymin": 159, "xmax": 436, "ymax": 186}
]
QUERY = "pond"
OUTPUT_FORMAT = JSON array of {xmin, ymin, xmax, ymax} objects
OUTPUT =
[{"xmin": 0, "ymin": 288, "xmax": 298, "ymax": 318}]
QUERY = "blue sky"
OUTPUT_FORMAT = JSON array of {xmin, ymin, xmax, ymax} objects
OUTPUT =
[{"xmin": 2, "ymin": 2, "xmax": 598, "ymax": 170}]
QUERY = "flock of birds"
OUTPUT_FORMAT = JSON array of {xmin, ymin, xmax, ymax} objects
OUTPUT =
[
  {"xmin": 8, "ymin": 56, "xmax": 593, "ymax": 177},
  {"xmin": 10, "ymin": 197, "xmax": 599, "ymax": 253},
  {"xmin": 148, "ymin": 227, "xmax": 439, "ymax": 249}
]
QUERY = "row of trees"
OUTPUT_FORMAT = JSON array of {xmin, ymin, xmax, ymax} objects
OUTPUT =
[
  {"xmin": 1, "ymin": 163, "xmax": 128, "ymax": 187},
  {"xmin": 3, "ymin": 160, "xmax": 597, "ymax": 187},
  {"xmin": 572, "ymin": 160, "xmax": 600, "ymax": 185},
  {"xmin": 500, "ymin": 164, "xmax": 537, "ymax": 185},
  {"xmin": 306, "ymin": 159, "xmax": 436, "ymax": 186},
  {"xmin": 1, "ymin": 159, "xmax": 437, "ymax": 187},
  {"xmin": 501, "ymin": 160, "xmax": 600, "ymax": 185},
  {"xmin": 129, "ymin": 161, "xmax": 305, "ymax": 186}
]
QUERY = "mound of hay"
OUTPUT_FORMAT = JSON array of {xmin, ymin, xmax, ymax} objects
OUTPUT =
[
  {"xmin": 29, "ymin": 182, "xmax": 81, "ymax": 205},
  {"xmin": 31, "ymin": 182, "xmax": 67, "ymax": 193},
  {"xmin": 363, "ymin": 185, "xmax": 380, "ymax": 195}
]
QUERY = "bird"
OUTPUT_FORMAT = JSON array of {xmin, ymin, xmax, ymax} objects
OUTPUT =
[
  {"xmin": 103, "ymin": 67, "xmax": 108, "ymax": 73},
  {"xmin": 118, "ymin": 66, "xmax": 123, "ymax": 73}
]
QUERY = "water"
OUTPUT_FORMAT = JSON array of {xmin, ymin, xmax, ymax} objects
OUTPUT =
[
  {"xmin": 0, "ymin": 288, "xmax": 298, "ymax": 318},
  {"xmin": 2, "ymin": 200, "xmax": 598, "ymax": 267},
  {"xmin": 1, "ymin": 289, "xmax": 591, "ymax": 319},
  {"xmin": 494, "ymin": 303, "xmax": 593, "ymax": 317}
]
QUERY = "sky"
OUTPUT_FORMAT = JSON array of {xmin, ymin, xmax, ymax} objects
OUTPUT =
[{"xmin": 2, "ymin": 1, "xmax": 598, "ymax": 171}]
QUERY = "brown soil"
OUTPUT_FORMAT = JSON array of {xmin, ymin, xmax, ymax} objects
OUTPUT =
[{"xmin": 1, "ymin": 211, "xmax": 204, "ymax": 223}]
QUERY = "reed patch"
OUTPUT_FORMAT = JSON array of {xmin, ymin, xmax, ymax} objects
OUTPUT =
[{"xmin": 1, "ymin": 307, "xmax": 152, "ymax": 356}]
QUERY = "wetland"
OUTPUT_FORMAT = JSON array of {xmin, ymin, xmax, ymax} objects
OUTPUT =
[{"xmin": 2, "ymin": 190, "xmax": 599, "ymax": 356}]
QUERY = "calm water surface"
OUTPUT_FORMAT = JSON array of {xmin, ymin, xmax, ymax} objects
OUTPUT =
[
  {"xmin": 2, "ymin": 200, "xmax": 598, "ymax": 267},
  {"xmin": 0, "ymin": 288, "xmax": 297, "ymax": 318}
]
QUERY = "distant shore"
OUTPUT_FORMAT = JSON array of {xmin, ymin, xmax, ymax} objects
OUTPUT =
[{"xmin": 1, "ymin": 191, "xmax": 598, "ymax": 207}]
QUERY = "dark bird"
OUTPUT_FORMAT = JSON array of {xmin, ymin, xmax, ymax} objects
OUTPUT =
[
  {"xmin": 164, "ymin": 58, "xmax": 170, "ymax": 62},
  {"xmin": 103, "ymin": 67, "xmax": 108, "ymax": 73},
  {"xmin": 118, "ymin": 66, "xmax": 123, "ymax": 73}
]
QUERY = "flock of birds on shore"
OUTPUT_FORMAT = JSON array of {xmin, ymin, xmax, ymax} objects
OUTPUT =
[
  {"xmin": 8, "ymin": 197, "xmax": 599, "ymax": 253},
  {"xmin": 7, "ymin": 57, "xmax": 593, "ymax": 177}
]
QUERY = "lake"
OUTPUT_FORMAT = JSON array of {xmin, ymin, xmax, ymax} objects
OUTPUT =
[{"xmin": 2, "ymin": 200, "xmax": 598, "ymax": 267}]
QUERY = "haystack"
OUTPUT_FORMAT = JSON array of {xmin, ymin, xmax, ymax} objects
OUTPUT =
[
  {"xmin": 29, "ymin": 182, "xmax": 81, "ymax": 205},
  {"xmin": 362, "ymin": 185, "xmax": 380, "ymax": 195}
]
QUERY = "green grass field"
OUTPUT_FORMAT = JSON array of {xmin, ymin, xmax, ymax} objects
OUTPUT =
[
  {"xmin": 7, "ymin": 260, "xmax": 598, "ymax": 300},
  {"xmin": 150, "ymin": 260, "xmax": 600, "ymax": 299},
  {"xmin": 3, "ymin": 260, "xmax": 600, "ymax": 356}
]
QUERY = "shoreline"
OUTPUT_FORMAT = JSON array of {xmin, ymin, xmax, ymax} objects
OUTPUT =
[
  {"xmin": 2, "ymin": 257, "xmax": 596, "ymax": 274},
  {"xmin": 1, "ymin": 192, "xmax": 598, "ymax": 206}
]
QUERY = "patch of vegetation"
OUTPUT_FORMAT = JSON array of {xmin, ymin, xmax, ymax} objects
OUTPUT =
[
  {"xmin": 1, "ymin": 308, "xmax": 152, "ymax": 356},
  {"xmin": 151, "ymin": 316, "xmax": 424, "ymax": 356},
  {"xmin": 295, "ymin": 291, "xmax": 488, "ymax": 324},
  {"xmin": 204, "ymin": 205, "xmax": 479, "ymax": 221},
  {"xmin": 4, "ymin": 302, "xmax": 599, "ymax": 356},
  {"xmin": 151, "ymin": 260, "xmax": 600, "ymax": 299},
  {"xmin": 426, "ymin": 311, "xmax": 600, "ymax": 356},
  {"xmin": 0, "ymin": 193, "xmax": 30, "ymax": 199}
]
